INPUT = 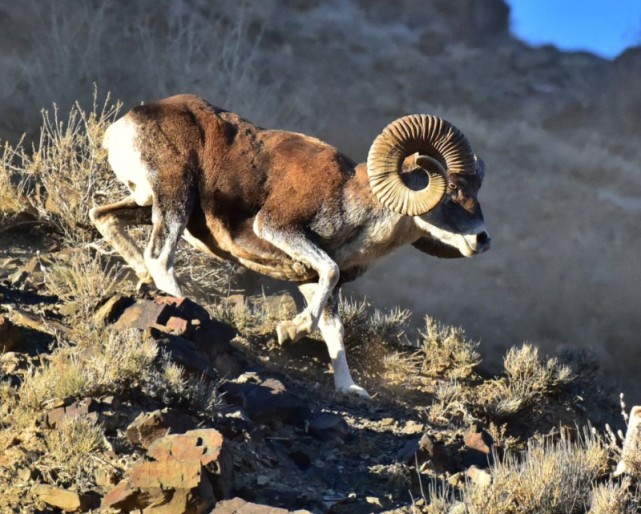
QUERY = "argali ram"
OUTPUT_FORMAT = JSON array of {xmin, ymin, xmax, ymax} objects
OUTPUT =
[{"xmin": 90, "ymin": 94, "xmax": 491, "ymax": 398}]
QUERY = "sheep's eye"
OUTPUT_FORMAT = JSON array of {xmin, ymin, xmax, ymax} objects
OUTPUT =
[{"xmin": 448, "ymin": 183, "xmax": 458, "ymax": 191}]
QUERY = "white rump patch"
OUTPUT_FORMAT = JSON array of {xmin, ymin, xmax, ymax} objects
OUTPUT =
[{"xmin": 103, "ymin": 117, "xmax": 154, "ymax": 206}]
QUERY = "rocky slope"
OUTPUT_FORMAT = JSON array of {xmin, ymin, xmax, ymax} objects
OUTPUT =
[
  {"xmin": 0, "ymin": 229, "xmax": 633, "ymax": 512},
  {"xmin": 1, "ymin": 0, "xmax": 640, "ymax": 396}
]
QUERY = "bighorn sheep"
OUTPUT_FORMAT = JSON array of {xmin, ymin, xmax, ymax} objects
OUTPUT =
[{"xmin": 90, "ymin": 94, "xmax": 490, "ymax": 398}]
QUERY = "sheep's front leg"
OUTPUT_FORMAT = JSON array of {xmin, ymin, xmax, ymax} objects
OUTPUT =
[
  {"xmin": 253, "ymin": 217, "xmax": 339, "ymax": 344},
  {"xmin": 299, "ymin": 284, "xmax": 370, "ymax": 399},
  {"xmin": 144, "ymin": 205, "xmax": 188, "ymax": 297}
]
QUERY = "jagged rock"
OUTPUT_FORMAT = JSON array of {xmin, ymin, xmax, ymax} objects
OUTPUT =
[
  {"xmin": 402, "ymin": 420, "xmax": 424, "ymax": 435},
  {"xmin": 466, "ymin": 465, "xmax": 492, "ymax": 487},
  {"xmin": 398, "ymin": 433, "xmax": 454, "ymax": 473},
  {"xmin": 102, "ymin": 428, "xmax": 231, "ymax": 513},
  {"xmin": 164, "ymin": 315, "xmax": 189, "ymax": 336},
  {"xmin": 0, "ymin": 315, "xmax": 24, "ymax": 352},
  {"xmin": 108, "ymin": 294, "xmax": 240, "ymax": 378},
  {"xmin": 93, "ymin": 295, "xmax": 134, "ymax": 326},
  {"xmin": 308, "ymin": 413, "xmax": 349, "ymax": 444},
  {"xmin": 212, "ymin": 497, "xmax": 312, "ymax": 513},
  {"xmin": 32, "ymin": 484, "xmax": 98, "ymax": 512},
  {"xmin": 9, "ymin": 309, "xmax": 66, "ymax": 335},
  {"xmin": 44, "ymin": 397, "xmax": 119, "ymax": 432},
  {"xmin": 462, "ymin": 426, "xmax": 494, "ymax": 468},
  {"xmin": 126, "ymin": 408, "xmax": 197, "ymax": 449},
  {"xmin": 190, "ymin": 324, "xmax": 242, "ymax": 378},
  {"xmin": 153, "ymin": 332, "xmax": 219, "ymax": 379},
  {"xmin": 221, "ymin": 377, "xmax": 310, "ymax": 426},
  {"xmin": 113, "ymin": 299, "xmax": 171, "ymax": 330},
  {"xmin": 464, "ymin": 426, "xmax": 493, "ymax": 454}
]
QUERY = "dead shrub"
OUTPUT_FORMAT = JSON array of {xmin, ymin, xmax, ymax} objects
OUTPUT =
[
  {"xmin": 418, "ymin": 317, "xmax": 480, "ymax": 381},
  {"xmin": 425, "ymin": 428, "xmax": 611, "ymax": 514},
  {"xmin": 480, "ymin": 343, "xmax": 574, "ymax": 419},
  {"xmin": 39, "ymin": 416, "xmax": 105, "ymax": 488},
  {"xmin": 41, "ymin": 249, "xmax": 128, "ymax": 322}
]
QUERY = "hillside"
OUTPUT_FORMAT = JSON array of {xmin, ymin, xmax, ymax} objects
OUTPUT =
[
  {"xmin": 1, "ymin": 0, "xmax": 640, "ymax": 396},
  {"xmin": 1, "ymin": 0, "xmax": 641, "ymax": 511}
]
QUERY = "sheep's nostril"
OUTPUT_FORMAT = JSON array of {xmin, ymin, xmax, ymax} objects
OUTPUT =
[{"xmin": 476, "ymin": 231, "xmax": 489, "ymax": 245}]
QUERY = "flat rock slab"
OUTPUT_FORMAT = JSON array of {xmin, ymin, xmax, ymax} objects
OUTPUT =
[
  {"xmin": 126, "ymin": 408, "xmax": 197, "ymax": 449},
  {"xmin": 44, "ymin": 396, "xmax": 119, "ymax": 432},
  {"xmin": 32, "ymin": 484, "xmax": 98, "ymax": 512},
  {"xmin": 212, "ymin": 497, "xmax": 312, "ymax": 514},
  {"xmin": 102, "ymin": 428, "xmax": 231, "ymax": 513}
]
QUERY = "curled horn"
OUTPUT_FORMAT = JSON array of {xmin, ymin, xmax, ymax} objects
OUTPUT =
[{"xmin": 367, "ymin": 114, "xmax": 475, "ymax": 216}]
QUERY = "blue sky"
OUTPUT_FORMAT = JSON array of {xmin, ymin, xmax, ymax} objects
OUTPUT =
[{"xmin": 506, "ymin": 0, "xmax": 641, "ymax": 59}]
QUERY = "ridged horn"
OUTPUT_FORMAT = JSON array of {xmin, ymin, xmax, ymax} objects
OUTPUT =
[{"xmin": 367, "ymin": 114, "xmax": 475, "ymax": 216}]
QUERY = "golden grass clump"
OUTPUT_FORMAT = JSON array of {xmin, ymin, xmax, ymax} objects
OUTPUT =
[
  {"xmin": 479, "ymin": 343, "xmax": 574, "ymax": 419},
  {"xmin": 0, "ymin": 89, "xmax": 124, "ymax": 244},
  {"xmin": 424, "ymin": 429, "xmax": 616, "ymax": 514},
  {"xmin": 341, "ymin": 297, "xmax": 411, "ymax": 349},
  {"xmin": 418, "ymin": 317, "xmax": 481, "ymax": 380},
  {"xmin": 39, "ymin": 416, "xmax": 106, "ymax": 488},
  {"xmin": 41, "ymin": 249, "xmax": 129, "ymax": 322},
  {"xmin": 13, "ymin": 329, "xmax": 158, "ymax": 413}
]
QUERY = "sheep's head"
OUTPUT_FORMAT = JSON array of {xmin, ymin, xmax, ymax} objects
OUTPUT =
[{"xmin": 367, "ymin": 115, "xmax": 490, "ymax": 257}]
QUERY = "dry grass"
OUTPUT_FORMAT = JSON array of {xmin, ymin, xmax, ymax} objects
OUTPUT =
[
  {"xmin": 418, "ymin": 317, "xmax": 481, "ymax": 381},
  {"xmin": 0, "ymin": 90, "xmax": 123, "ymax": 244},
  {"xmin": 39, "ymin": 416, "xmax": 106, "ymax": 488},
  {"xmin": 0, "ymin": 141, "xmax": 33, "ymax": 227},
  {"xmin": 422, "ymin": 429, "xmax": 625, "ymax": 514},
  {"xmin": 341, "ymin": 296, "xmax": 411, "ymax": 349},
  {"xmin": 478, "ymin": 344, "xmax": 574, "ymax": 419},
  {"xmin": 0, "ymin": 326, "xmax": 220, "ymax": 439},
  {"xmin": 11, "ymin": 329, "xmax": 158, "ymax": 413},
  {"xmin": 41, "ymin": 249, "xmax": 129, "ymax": 321},
  {"xmin": 214, "ymin": 292, "xmax": 297, "ymax": 337}
]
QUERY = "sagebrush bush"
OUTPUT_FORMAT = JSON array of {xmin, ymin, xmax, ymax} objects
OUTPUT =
[
  {"xmin": 0, "ymin": 326, "xmax": 220, "ymax": 434},
  {"xmin": 424, "ymin": 429, "xmax": 615, "ymax": 514},
  {"xmin": 41, "ymin": 249, "xmax": 129, "ymax": 321},
  {"xmin": 0, "ymin": 90, "xmax": 123, "ymax": 243},
  {"xmin": 341, "ymin": 296, "xmax": 410, "ymax": 348},
  {"xmin": 39, "ymin": 416, "xmax": 106, "ymax": 488},
  {"xmin": 479, "ymin": 344, "xmax": 574, "ymax": 419},
  {"xmin": 418, "ymin": 317, "xmax": 480, "ymax": 380}
]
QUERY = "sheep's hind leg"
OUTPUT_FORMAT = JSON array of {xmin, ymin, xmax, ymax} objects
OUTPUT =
[
  {"xmin": 298, "ymin": 283, "xmax": 370, "ymax": 399},
  {"xmin": 253, "ymin": 218, "xmax": 339, "ymax": 344},
  {"xmin": 89, "ymin": 196, "xmax": 152, "ymax": 287}
]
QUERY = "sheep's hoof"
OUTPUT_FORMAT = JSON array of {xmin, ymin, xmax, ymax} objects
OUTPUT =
[
  {"xmin": 337, "ymin": 383, "xmax": 371, "ymax": 400},
  {"xmin": 276, "ymin": 313, "xmax": 314, "ymax": 345},
  {"xmin": 135, "ymin": 271, "xmax": 154, "ymax": 290}
]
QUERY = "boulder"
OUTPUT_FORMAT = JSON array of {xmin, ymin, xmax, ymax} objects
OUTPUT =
[
  {"xmin": 0, "ymin": 315, "xmax": 24, "ymax": 352},
  {"xmin": 32, "ymin": 484, "xmax": 98, "ymax": 512},
  {"xmin": 398, "ymin": 433, "xmax": 454, "ymax": 473},
  {"xmin": 212, "ymin": 497, "xmax": 312, "ymax": 513},
  {"xmin": 462, "ymin": 426, "xmax": 494, "ymax": 468},
  {"xmin": 93, "ymin": 295, "xmax": 135, "ymax": 326},
  {"xmin": 308, "ymin": 413, "xmax": 349, "ymax": 444},
  {"xmin": 44, "ymin": 397, "xmax": 119, "ymax": 432},
  {"xmin": 125, "ymin": 408, "xmax": 197, "ymax": 449},
  {"xmin": 221, "ymin": 377, "xmax": 309, "ymax": 427},
  {"xmin": 102, "ymin": 428, "xmax": 232, "ymax": 513}
]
